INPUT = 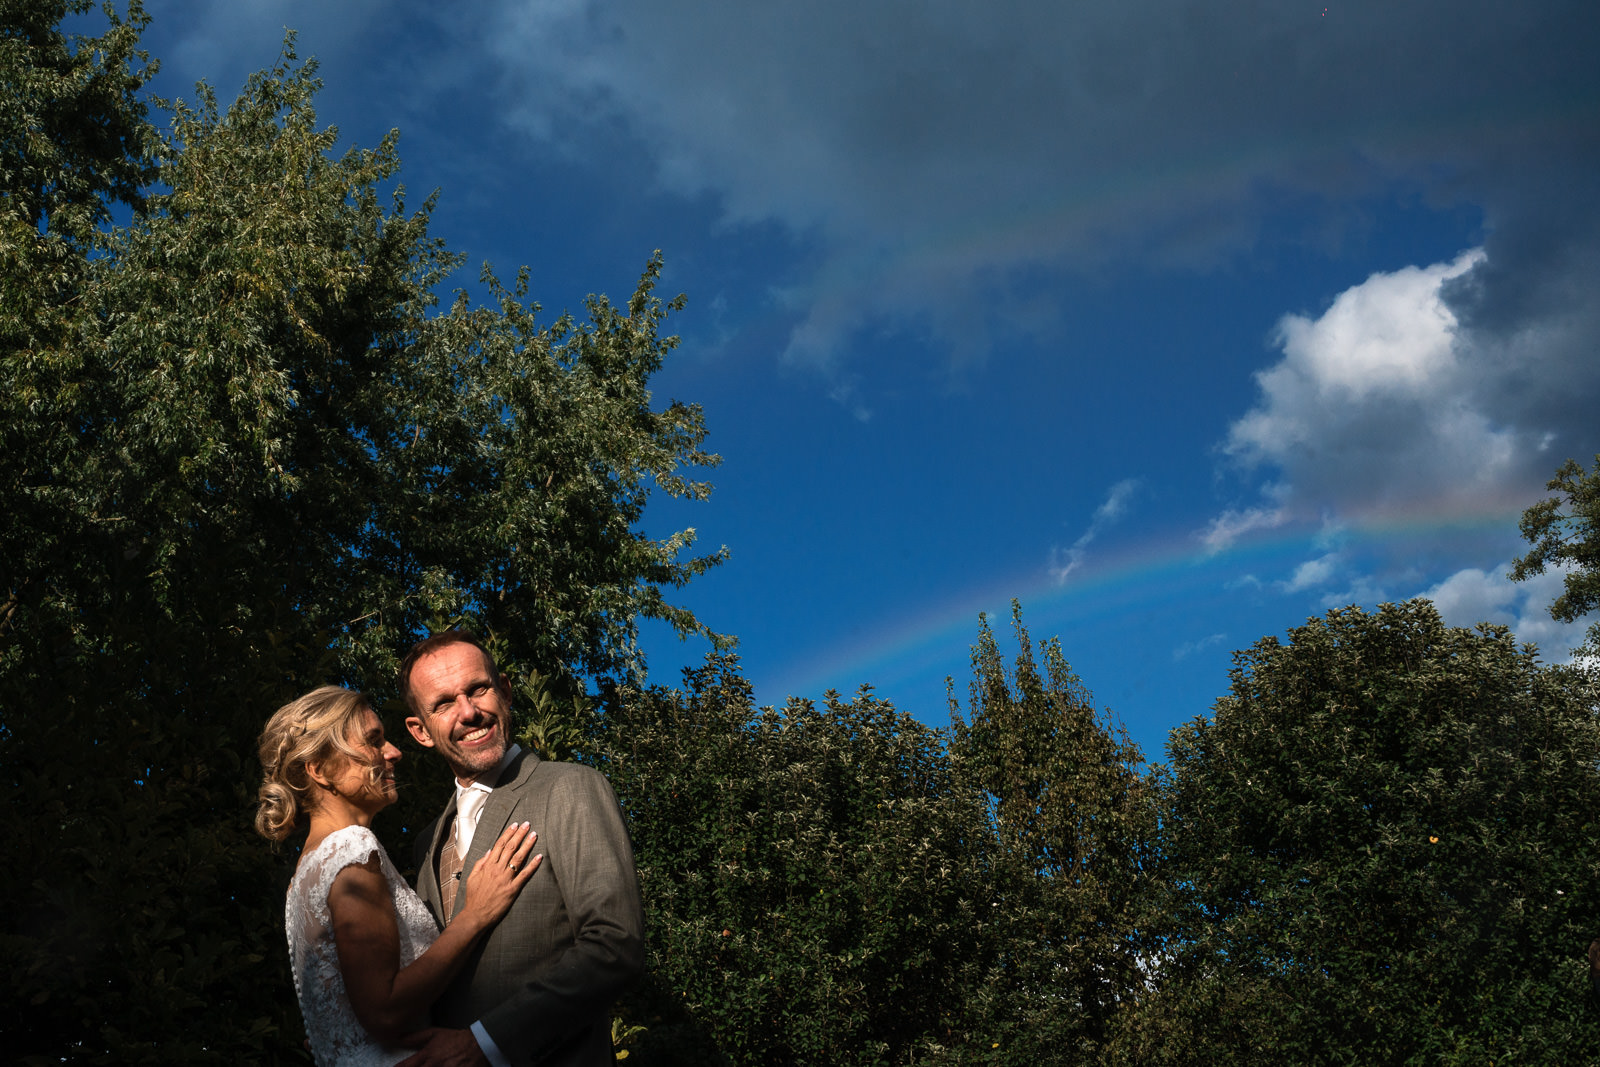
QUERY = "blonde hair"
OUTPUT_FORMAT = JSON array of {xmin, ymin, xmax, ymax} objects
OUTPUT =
[{"xmin": 254, "ymin": 685, "xmax": 381, "ymax": 841}]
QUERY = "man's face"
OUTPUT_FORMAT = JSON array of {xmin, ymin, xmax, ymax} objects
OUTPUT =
[{"xmin": 403, "ymin": 641, "xmax": 512, "ymax": 784}]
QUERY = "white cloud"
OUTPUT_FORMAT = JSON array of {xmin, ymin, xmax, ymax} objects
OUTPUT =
[
  {"xmin": 1092, "ymin": 479, "xmax": 1140, "ymax": 525},
  {"xmin": 1210, "ymin": 249, "xmax": 1576, "ymax": 538},
  {"xmin": 1173, "ymin": 632, "xmax": 1228, "ymax": 662},
  {"xmin": 1228, "ymin": 251, "xmax": 1516, "ymax": 500},
  {"xmin": 1201, "ymin": 505, "xmax": 1287, "ymax": 553},
  {"xmin": 1281, "ymin": 553, "xmax": 1341, "ymax": 594},
  {"xmin": 1423, "ymin": 566, "xmax": 1519, "ymax": 625},
  {"xmin": 1050, "ymin": 479, "xmax": 1140, "ymax": 583},
  {"xmin": 1422, "ymin": 561, "xmax": 1595, "ymax": 660},
  {"xmin": 1318, "ymin": 576, "xmax": 1392, "ymax": 612},
  {"xmin": 1246, "ymin": 251, "xmax": 1481, "ymax": 420}
]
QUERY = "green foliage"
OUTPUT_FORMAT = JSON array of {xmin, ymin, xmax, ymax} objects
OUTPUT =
[
  {"xmin": 590, "ymin": 612, "xmax": 1161, "ymax": 1067},
  {"xmin": 511, "ymin": 662, "xmax": 593, "ymax": 763},
  {"xmin": 10, "ymin": 10, "xmax": 1596, "ymax": 1065},
  {"xmin": 1128, "ymin": 601, "xmax": 1600, "ymax": 1064},
  {"xmin": 1512, "ymin": 454, "xmax": 1600, "ymax": 656},
  {"xmin": 591, "ymin": 656, "xmax": 1004, "ymax": 1066},
  {"xmin": 0, "ymin": 0, "xmax": 156, "ymax": 238},
  {"xmin": 948, "ymin": 603, "xmax": 1157, "ymax": 1065},
  {"xmin": 613, "ymin": 1013, "xmax": 648, "ymax": 1059},
  {"xmin": 1, "ymin": 0, "xmax": 158, "ymax": 600},
  {"xmin": 0, "ymin": 1, "xmax": 157, "ymax": 511},
  {"xmin": 1, "ymin": 19, "xmax": 722, "ymax": 1063},
  {"xmin": 385, "ymin": 254, "xmax": 730, "ymax": 686}
]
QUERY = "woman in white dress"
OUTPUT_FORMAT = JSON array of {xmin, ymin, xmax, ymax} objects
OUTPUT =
[{"xmin": 255, "ymin": 685, "xmax": 542, "ymax": 1066}]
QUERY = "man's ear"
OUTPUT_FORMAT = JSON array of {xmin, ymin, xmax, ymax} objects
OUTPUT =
[{"xmin": 405, "ymin": 716, "xmax": 436, "ymax": 748}]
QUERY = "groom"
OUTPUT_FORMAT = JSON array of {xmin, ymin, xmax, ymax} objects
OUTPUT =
[{"xmin": 397, "ymin": 630, "xmax": 644, "ymax": 1067}]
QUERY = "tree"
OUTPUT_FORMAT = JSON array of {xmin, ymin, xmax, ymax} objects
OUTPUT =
[
  {"xmin": 1130, "ymin": 601, "xmax": 1600, "ymax": 1064},
  {"xmin": 2, "ymin": 0, "xmax": 158, "ymax": 606},
  {"xmin": 589, "ymin": 656, "xmax": 1003, "ymax": 1066},
  {"xmin": 0, "ymin": 0, "xmax": 154, "ymax": 236},
  {"xmin": 1512, "ymin": 454, "xmax": 1600, "ymax": 656},
  {"xmin": 1, "ymin": 26, "xmax": 723, "ymax": 1063},
  {"xmin": 948, "ymin": 603, "xmax": 1157, "ymax": 1065}
]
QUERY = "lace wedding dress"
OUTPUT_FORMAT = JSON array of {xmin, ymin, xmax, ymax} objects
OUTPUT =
[{"xmin": 286, "ymin": 825, "xmax": 439, "ymax": 1066}]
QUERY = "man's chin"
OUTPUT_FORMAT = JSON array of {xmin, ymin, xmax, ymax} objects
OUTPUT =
[{"xmin": 451, "ymin": 743, "xmax": 509, "ymax": 781}]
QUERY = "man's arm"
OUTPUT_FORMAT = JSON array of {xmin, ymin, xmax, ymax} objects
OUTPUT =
[{"xmin": 482, "ymin": 765, "xmax": 645, "ymax": 1065}]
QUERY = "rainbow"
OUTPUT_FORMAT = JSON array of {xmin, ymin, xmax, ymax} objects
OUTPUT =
[
  {"xmin": 786, "ymin": 88, "xmax": 1600, "ymax": 341},
  {"xmin": 773, "ymin": 505, "xmax": 1530, "ymax": 703}
]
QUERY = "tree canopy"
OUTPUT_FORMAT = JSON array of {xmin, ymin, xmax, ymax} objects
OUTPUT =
[
  {"xmin": 1, "ymin": 10, "xmax": 723, "ymax": 1062},
  {"xmin": 1125, "ymin": 601, "xmax": 1600, "ymax": 1064},
  {"xmin": 593, "ymin": 658, "xmax": 1000, "ymax": 1064},
  {"xmin": 590, "ymin": 606, "xmax": 1159, "ymax": 1066},
  {"xmin": 0, "ymin": 0, "xmax": 154, "ymax": 225},
  {"xmin": 948, "ymin": 604, "xmax": 1156, "ymax": 1063}
]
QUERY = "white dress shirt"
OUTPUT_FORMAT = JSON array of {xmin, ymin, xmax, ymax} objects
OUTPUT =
[{"xmin": 456, "ymin": 744, "xmax": 521, "ymax": 1067}]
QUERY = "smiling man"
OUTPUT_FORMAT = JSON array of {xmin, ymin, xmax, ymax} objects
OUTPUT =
[{"xmin": 397, "ymin": 630, "xmax": 644, "ymax": 1067}]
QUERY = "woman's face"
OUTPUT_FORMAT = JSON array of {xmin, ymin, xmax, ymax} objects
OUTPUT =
[{"xmin": 327, "ymin": 707, "xmax": 402, "ymax": 814}]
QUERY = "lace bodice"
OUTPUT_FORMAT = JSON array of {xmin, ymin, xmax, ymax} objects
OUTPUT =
[{"xmin": 286, "ymin": 825, "xmax": 439, "ymax": 1067}]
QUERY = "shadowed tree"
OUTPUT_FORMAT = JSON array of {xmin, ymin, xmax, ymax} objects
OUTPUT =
[
  {"xmin": 949, "ymin": 602, "xmax": 1157, "ymax": 1066},
  {"xmin": 1122, "ymin": 601, "xmax": 1600, "ymax": 1065},
  {"xmin": 1, "ymin": 20, "xmax": 723, "ymax": 1062},
  {"xmin": 590, "ymin": 655, "xmax": 1003, "ymax": 1066}
]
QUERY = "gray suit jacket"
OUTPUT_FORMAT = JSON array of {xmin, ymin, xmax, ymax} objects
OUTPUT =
[{"xmin": 414, "ymin": 751, "xmax": 644, "ymax": 1066}]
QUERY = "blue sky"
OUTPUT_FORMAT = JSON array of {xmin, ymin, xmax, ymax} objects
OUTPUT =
[{"xmin": 136, "ymin": 0, "xmax": 1599, "ymax": 761}]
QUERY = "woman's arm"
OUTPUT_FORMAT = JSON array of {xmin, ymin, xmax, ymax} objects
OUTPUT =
[{"xmin": 329, "ymin": 822, "xmax": 541, "ymax": 1044}]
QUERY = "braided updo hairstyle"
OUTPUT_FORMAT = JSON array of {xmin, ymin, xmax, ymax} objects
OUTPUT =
[{"xmin": 255, "ymin": 685, "xmax": 379, "ymax": 841}]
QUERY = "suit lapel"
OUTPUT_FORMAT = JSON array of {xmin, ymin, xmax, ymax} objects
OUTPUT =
[
  {"xmin": 455, "ymin": 749, "xmax": 540, "ymax": 920},
  {"xmin": 417, "ymin": 791, "xmax": 459, "ymax": 922}
]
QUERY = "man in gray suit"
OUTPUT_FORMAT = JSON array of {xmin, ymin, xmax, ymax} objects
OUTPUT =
[{"xmin": 397, "ymin": 630, "xmax": 644, "ymax": 1067}]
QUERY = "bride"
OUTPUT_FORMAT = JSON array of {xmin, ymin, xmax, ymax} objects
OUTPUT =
[{"xmin": 255, "ymin": 685, "xmax": 542, "ymax": 1066}]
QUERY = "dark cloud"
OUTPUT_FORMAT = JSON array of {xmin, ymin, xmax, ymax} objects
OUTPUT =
[
  {"xmin": 468, "ymin": 0, "xmax": 1599, "ymax": 367},
  {"xmin": 149, "ymin": 1, "xmax": 1600, "ymax": 501}
]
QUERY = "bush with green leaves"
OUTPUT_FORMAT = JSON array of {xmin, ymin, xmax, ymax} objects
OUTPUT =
[
  {"xmin": 1120, "ymin": 601, "xmax": 1600, "ymax": 1065},
  {"xmin": 949, "ymin": 604, "xmax": 1158, "ymax": 1066},
  {"xmin": 590, "ymin": 656, "xmax": 1003, "ymax": 1066}
]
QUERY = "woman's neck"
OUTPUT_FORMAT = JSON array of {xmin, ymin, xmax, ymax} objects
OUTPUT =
[{"xmin": 302, "ymin": 801, "xmax": 374, "ymax": 858}]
